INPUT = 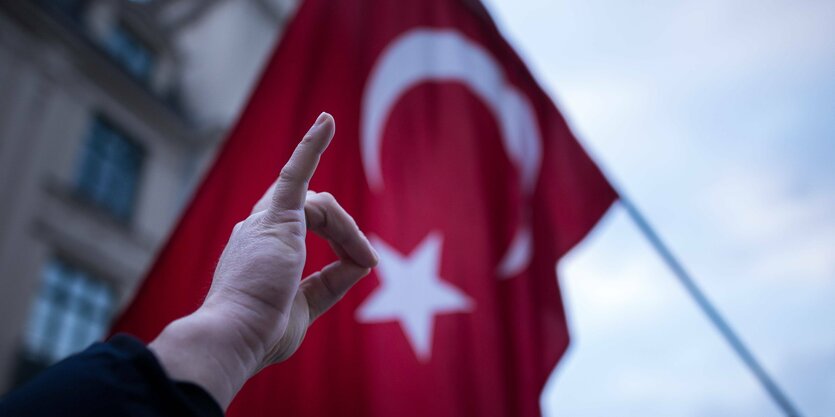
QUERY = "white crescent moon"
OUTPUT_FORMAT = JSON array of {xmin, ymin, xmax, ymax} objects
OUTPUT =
[{"xmin": 361, "ymin": 29, "xmax": 543, "ymax": 278}]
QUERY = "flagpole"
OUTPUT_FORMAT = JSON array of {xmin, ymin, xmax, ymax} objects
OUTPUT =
[{"xmin": 618, "ymin": 194, "xmax": 803, "ymax": 417}]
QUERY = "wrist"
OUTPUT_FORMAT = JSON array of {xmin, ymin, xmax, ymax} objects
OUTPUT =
[{"xmin": 148, "ymin": 309, "xmax": 260, "ymax": 410}]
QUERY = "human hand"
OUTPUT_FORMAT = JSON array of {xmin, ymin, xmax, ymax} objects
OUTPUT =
[{"xmin": 149, "ymin": 113, "xmax": 378, "ymax": 409}]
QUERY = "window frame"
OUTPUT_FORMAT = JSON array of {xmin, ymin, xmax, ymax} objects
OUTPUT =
[
  {"xmin": 21, "ymin": 257, "xmax": 116, "ymax": 367},
  {"xmin": 75, "ymin": 115, "xmax": 146, "ymax": 223},
  {"xmin": 104, "ymin": 21, "xmax": 157, "ymax": 84}
]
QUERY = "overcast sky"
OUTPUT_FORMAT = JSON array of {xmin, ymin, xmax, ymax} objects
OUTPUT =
[{"xmin": 479, "ymin": 0, "xmax": 835, "ymax": 416}]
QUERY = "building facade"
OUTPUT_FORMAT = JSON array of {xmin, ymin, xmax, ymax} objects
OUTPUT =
[{"xmin": 0, "ymin": 0, "xmax": 294, "ymax": 393}]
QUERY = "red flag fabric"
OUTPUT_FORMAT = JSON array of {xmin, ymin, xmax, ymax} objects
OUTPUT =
[{"xmin": 112, "ymin": 0, "xmax": 616, "ymax": 416}]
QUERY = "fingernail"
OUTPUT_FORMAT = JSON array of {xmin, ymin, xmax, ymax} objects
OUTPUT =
[
  {"xmin": 370, "ymin": 242, "xmax": 380, "ymax": 265},
  {"xmin": 314, "ymin": 112, "xmax": 329, "ymax": 126},
  {"xmin": 361, "ymin": 232, "xmax": 380, "ymax": 265}
]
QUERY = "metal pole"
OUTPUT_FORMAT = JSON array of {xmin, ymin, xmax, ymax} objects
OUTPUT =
[{"xmin": 618, "ymin": 195, "xmax": 803, "ymax": 417}]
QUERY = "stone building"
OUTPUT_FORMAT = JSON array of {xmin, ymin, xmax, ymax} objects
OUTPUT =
[{"xmin": 0, "ymin": 0, "xmax": 294, "ymax": 393}]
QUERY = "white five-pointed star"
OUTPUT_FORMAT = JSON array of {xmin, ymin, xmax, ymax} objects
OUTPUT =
[{"xmin": 355, "ymin": 232, "xmax": 474, "ymax": 362}]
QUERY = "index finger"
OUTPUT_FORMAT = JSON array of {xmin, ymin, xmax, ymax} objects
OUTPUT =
[{"xmin": 269, "ymin": 112, "xmax": 335, "ymax": 215}]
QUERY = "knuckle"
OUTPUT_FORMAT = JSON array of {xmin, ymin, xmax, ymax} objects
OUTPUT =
[
  {"xmin": 307, "ymin": 205, "xmax": 326, "ymax": 230},
  {"xmin": 321, "ymin": 277, "xmax": 340, "ymax": 300},
  {"xmin": 300, "ymin": 133, "xmax": 315, "ymax": 145},
  {"xmin": 268, "ymin": 209, "xmax": 303, "ymax": 226},
  {"xmin": 232, "ymin": 221, "xmax": 245, "ymax": 233},
  {"xmin": 279, "ymin": 166, "xmax": 306, "ymax": 185},
  {"xmin": 317, "ymin": 270, "xmax": 341, "ymax": 299},
  {"xmin": 248, "ymin": 210, "xmax": 267, "ymax": 225},
  {"xmin": 279, "ymin": 166, "xmax": 295, "ymax": 181},
  {"xmin": 319, "ymin": 192, "xmax": 336, "ymax": 204}
]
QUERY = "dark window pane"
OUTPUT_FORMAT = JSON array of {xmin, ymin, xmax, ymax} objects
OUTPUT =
[
  {"xmin": 105, "ymin": 25, "xmax": 155, "ymax": 82},
  {"xmin": 39, "ymin": 0, "xmax": 86, "ymax": 21},
  {"xmin": 76, "ymin": 117, "xmax": 145, "ymax": 221},
  {"xmin": 22, "ymin": 258, "xmax": 115, "ymax": 367}
]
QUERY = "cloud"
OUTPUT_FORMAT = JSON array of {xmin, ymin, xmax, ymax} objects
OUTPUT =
[
  {"xmin": 558, "ymin": 209, "xmax": 676, "ymax": 334},
  {"xmin": 700, "ymin": 164, "xmax": 835, "ymax": 285}
]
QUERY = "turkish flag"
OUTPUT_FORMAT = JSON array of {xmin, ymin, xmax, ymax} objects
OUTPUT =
[{"xmin": 112, "ymin": 0, "xmax": 616, "ymax": 416}]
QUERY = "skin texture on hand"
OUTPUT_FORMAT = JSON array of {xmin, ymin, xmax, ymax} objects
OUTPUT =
[{"xmin": 148, "ymin": 113, "xmax": 378, "ymax": 410}]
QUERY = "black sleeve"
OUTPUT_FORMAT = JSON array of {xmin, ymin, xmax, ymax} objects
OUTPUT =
[{"xmin": 0, "ymin": 334, "xmax": 223, "ymax": 417}]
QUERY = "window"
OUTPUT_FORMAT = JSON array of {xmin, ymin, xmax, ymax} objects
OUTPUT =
[
  {"xmin": 23, "ymin": 258, "xmax": 115, "ymax": 365},
  {"xmin": 40, "ymin": 0, "xmax": 86, "ymax": 21},
  {"xmin": 76, "ymin": 117, "xmax": 144, "ymax": 221},
  {"xmin": 104, "ymin": 24, "xmax": 155, "ymax": 82}
]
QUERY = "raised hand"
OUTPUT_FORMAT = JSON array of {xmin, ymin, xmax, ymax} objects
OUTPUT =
[{"xmin": 149, "ymin": 113, "xmax": 377, "ymax": 410}]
